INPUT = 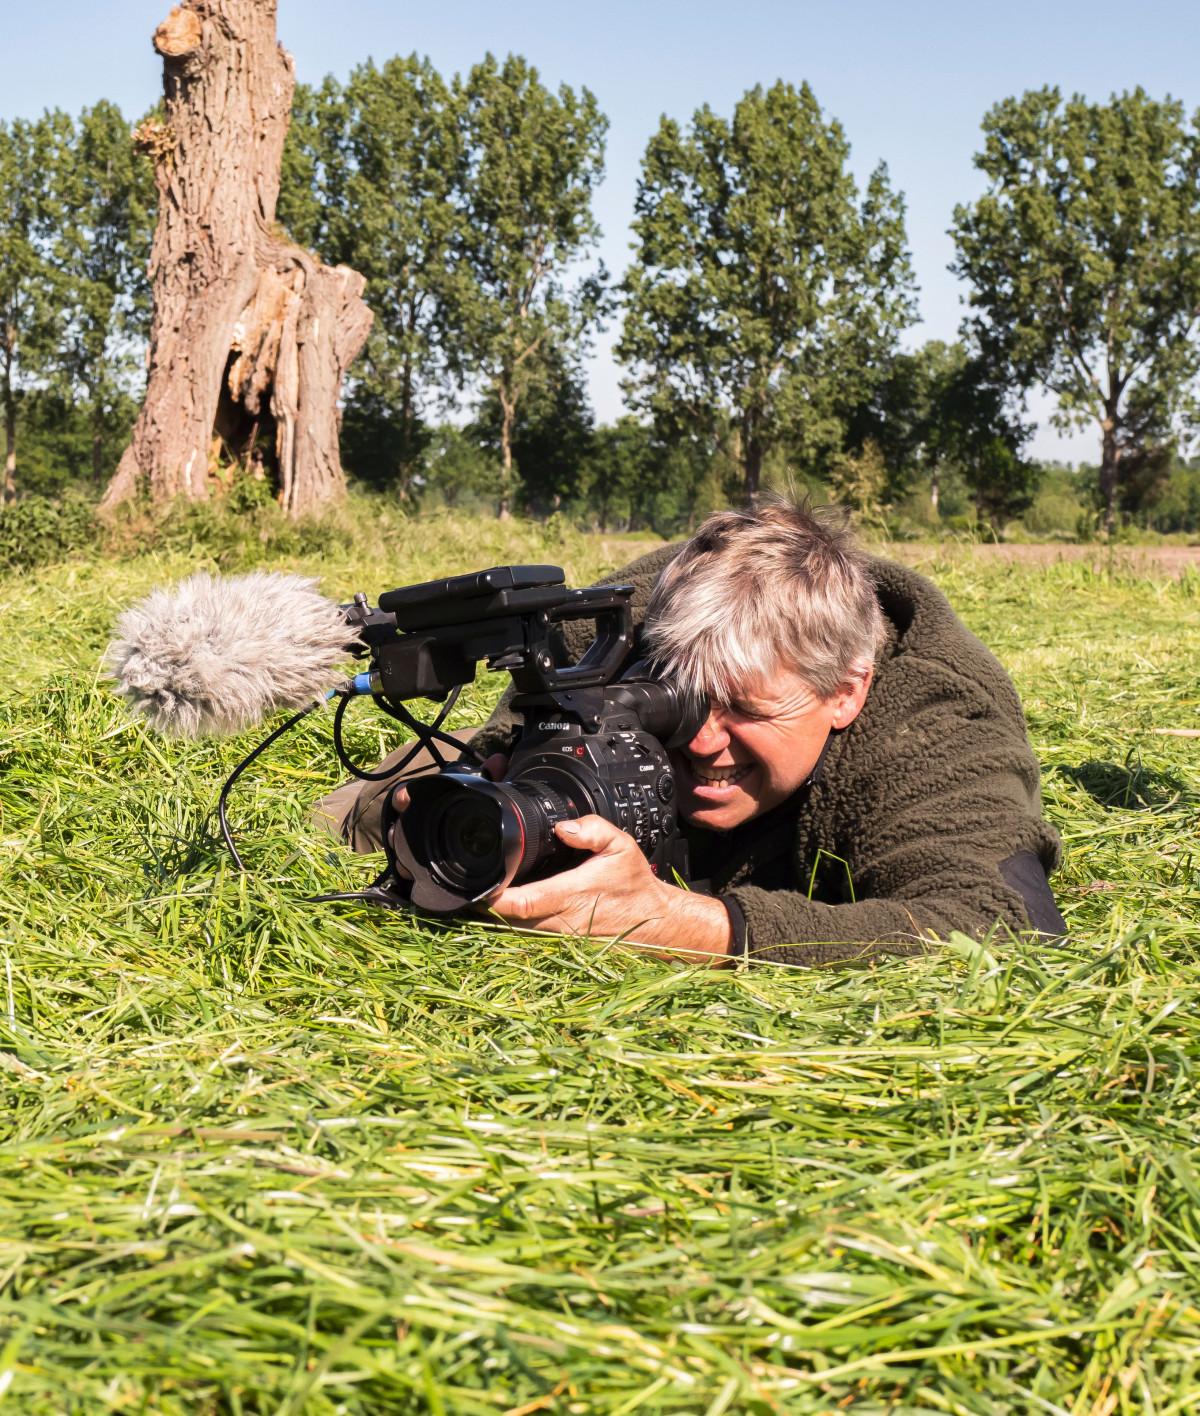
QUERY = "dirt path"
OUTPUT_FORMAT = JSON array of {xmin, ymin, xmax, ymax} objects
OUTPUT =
[
  {"xmin": 884, "ymin": 542, "xmax": 1200, "ymax": 575},
  {"xmin": 593, "ymin": 535, "xmax": 1200, "ymax": 576}
]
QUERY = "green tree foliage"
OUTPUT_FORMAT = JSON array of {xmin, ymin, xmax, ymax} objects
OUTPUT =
[
  {"xmin": 421, "ymin": 424, "xmax": 504, "ymax": 509},
  {"xmin": 1132, "ymin": 455, "xmax": 1200, "ymax": 533},
  {"xmin": 952, "ymin": 87, "xmax": 1200, "ymax": 534},
  {"xmin": 474, "ymin": 345, "xmax": 595, "ymax": 514},
  {"xmin": 925, "ymin": 348, "xmax": 1040, "ymax": 529},
  {"xmin": 281, "ymin": 54, "xmax": 608, "ymax": 515},
  {"xmin": 0, "ymin": 117, "xmax": 53, "ymax": 502},
  {"xmin": 42, "ymin": 101, "xmax": 155, "ymax": 488},
  {"xmin": 11, "ymin": 387, "xmax": 141, "ymax": 498},
  {"xmin": 447, "ymin": 54, "xmax": 609, "ymax": 516},
  {"xmin": 0, "ymin": 104, "xmax": 151, "ymax": 503},
  {"xmin": 842, "ymin": 339, "xmax": 955, "ymax": 506},
  {"xmin": 841, "ymin": 338, "xmax": 1041, "ymax": 528},
  {"xmin": 618, "ymin": 80, "xmax": 916, "ymax": 505},
  {"xmin": 280, "ymin": 59, "xmax": 461, "ymax": 496},
  {"xmin": 584, "ymin": 418, "xmax": 647, "ymax": 532}
]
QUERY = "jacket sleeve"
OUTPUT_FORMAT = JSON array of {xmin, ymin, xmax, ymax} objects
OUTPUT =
[
  {"xmin": 724, "ymin": 651, "xmax": 1062, "ymax": 965},
  {"xmin": 467, "ymin": 680, "xmax": 522, "ymax": 761}
]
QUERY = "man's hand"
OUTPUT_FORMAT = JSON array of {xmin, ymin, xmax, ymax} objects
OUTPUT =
[{"xmin": 486, "ymin": 815, "xmax": 734, "ymax": 966}]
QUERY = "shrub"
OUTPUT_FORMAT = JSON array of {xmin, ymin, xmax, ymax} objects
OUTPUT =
[
  {"xmin": 0, "ymin": 496, "xmax": 97, "ymax": 571},
  {"xmin": 1023, "ymin": 490, "xmax": 1084, "ymax": 537}
]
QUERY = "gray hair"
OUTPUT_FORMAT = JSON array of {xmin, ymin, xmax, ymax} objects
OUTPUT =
[{"xmin": 644, "ymin": 500, "xmax": 886, "ymax": 702}]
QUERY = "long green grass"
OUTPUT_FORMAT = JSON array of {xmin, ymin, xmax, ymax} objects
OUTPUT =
[{"xmin": 3, "ymin": 515, "xmax": 1200, "ymax": 1413}]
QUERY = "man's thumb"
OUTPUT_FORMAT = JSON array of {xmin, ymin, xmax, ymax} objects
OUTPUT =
[{"xmin": 555, "ymin": 814, "xmax": 625, "ymax": 853}]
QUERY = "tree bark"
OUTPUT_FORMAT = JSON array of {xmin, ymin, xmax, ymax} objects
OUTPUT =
[
  {"xmin": 398, "ymin": 348, "xmax": 415, "ymax": 502},
  {"xmin": 2, "ymin": 332, "xmax": 14, "ymax": 504},
  {"xmin": 91, "ymin": 398, "xmax": 104, "ymax": 487},
  {"xmin": 498, "ymin": 388, "xmax": 514, "ymax": 520},
  {"xmin": 742, "ymin": 415, "xmax": 762, "ymax": 508},
  {"xmin": 3, "ymin": 394, "xmax": 14, "ymax": 506},
  {"xmin": 930, "ymin": 466, "xmax": 939, "ymax": 512},
  {"xmin": 99, "ymin": 0, "xmax": 371, "ymax": 519},
  {"xmin": 1099, "ymin": 415, "xmax": 1121, "ymax": 537}
]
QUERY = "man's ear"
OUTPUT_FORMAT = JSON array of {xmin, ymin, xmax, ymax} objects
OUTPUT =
[{"xmin": 830, "ymin": 665, "xmax": 873, "ymax": 730}]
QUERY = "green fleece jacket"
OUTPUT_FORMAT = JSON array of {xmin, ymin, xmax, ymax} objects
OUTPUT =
[{"xmin": 469, "ymin": 544, "xmax": 1062, "ymax": 967}]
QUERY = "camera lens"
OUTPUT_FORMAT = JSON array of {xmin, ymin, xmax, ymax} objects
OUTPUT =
[
  {"xmin": 429, "ymin": 792, "xmax": 506, "ymax": 894},
  {"xmin": 395, "ymin": 766, "xmax": 593, "ymax": 913}
]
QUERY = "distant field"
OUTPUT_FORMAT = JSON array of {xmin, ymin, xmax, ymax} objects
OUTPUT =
[
  {"xmin": 890, "ymin": 539, "xmax": 1200, "ymax": 576},
  {"xmin": 2, "ymin": 515, "xmax": 1200, "ymax": 1413}
]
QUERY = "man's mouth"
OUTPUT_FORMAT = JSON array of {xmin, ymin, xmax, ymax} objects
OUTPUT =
[{"xmin": 688, "ymin": 760, "xmax": 753, "ymax": 788}]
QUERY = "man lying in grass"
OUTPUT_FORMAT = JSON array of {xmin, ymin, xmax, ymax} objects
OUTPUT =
[{"xmin": 321, "ymin": 500, "xmax": 1065, "ymax": 965}]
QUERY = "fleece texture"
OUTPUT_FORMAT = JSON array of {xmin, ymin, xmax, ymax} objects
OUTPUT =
[
  {"xmin": 470, "ymin": 545, "xmax": 1062, "ymax": 965},
  {"xmin": 107, "ymin": 571, "xmax": 354, "ymax": 738}
]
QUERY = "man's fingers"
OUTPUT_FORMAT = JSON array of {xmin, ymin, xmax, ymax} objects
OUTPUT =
[
  {"xmin": 487, "ymin": 885, "xmax": 548, "ymax": 922},
  {"xmin": 555, "ymin": 814, "xmax": 629, "ymax": 854},
  {"xmin": 390, "ymin": 784, "xmax": 411, "ymax": 813},
  {"xmin": 481, "ymin": 753, "xmax": 508, "ymax": 782}
]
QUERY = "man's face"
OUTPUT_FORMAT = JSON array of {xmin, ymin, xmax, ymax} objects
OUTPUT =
[{"xmin": 671, "ymin": 666, "xmax": 871, "ymax": 832}]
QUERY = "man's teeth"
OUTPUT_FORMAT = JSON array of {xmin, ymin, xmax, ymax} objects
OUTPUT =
[{"xmin": 692, "ymin": 763, "xmax": 751, "ymax": 785}]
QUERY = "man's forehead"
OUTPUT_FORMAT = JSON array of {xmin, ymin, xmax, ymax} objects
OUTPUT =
[{"xmin": 719, "ymin": 665, "xmax": 817, "ymax": 713}]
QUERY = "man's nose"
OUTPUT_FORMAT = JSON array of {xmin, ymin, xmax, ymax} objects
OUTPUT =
[{"xmin": 688, "ymin": 709, "xmax": 730, "ymax": 755}]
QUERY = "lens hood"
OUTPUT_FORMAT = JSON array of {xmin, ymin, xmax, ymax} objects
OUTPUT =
[{"xmin": 391, "ymin": 768, "xmax": 527, "ymax": 912}]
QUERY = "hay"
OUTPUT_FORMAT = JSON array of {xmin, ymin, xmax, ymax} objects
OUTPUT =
[{"xmin": 1, "ymin": 518, "xmax": 1199, "ymax": 1412}]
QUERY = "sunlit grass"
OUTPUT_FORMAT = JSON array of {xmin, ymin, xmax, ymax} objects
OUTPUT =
[{"xmin": 2, "ymin": 517, "xmax": 1200, "ymax": 1412}]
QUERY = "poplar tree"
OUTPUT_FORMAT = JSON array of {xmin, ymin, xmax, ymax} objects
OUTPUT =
[
  {"xmin": 447, "ymin": 54, "xmax": 608, "ymax": 517},
  {"xmin": 952, "ymin": 87, "xmax": 1200, "ymax": 534},
  {"xmin": 0, "ymin": 118, "xmax": 52, "ymax": 502},
  {"xmin": 281, "ymin": 57, "xmax": 461, "ymax": 496},
  {"xmin": 44, "ymin": 101, "xmax": 155, "ymax": 487},
  {"xmin": 618, "ymin": 80, "xmax": 915, "ymax": 505}
]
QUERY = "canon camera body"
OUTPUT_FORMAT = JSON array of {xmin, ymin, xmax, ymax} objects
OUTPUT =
[{"xmin": 341, "ymin": 564, "xmax": 708, "ymax": 915}]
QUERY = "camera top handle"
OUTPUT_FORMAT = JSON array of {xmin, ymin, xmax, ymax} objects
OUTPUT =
[{"xmin": 363, "ymin": 565, "xmax": 636, "ymax": 703}]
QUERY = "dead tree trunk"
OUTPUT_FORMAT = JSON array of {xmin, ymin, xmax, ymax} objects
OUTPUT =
[{"xmin": 100, "ymin": 0, "xmax": 372, "ymax": 518}]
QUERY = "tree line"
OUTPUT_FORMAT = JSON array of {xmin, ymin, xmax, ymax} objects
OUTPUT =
[{"xmin": 5, "ymin": 60, "xmax": 1200, "ymax": 536}]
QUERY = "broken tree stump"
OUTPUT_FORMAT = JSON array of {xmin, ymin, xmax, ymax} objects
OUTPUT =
[{"xmin": 100, "ymin": 0, "xmax": 372, "ymax": 518}]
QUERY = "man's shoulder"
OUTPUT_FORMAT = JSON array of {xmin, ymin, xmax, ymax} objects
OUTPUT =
[
  {"xmin": 595, "ymin": 542, "xmax": 685, "ymax": 618},
  {"xmin": 596, "ymin": 542, "xmax": 683, "ymax": 589},
  {"xmin": 866, "ymin": 555, "xmax": 998, "ymax": 668},
  {"xmin": 862, "ymin": 553, "xmax": 1025, "ymax": 726}
]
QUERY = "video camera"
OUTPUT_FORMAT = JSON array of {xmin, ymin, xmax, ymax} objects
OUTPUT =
[{"xmin": 330, "ymin": 564, "xmax": 709, "ymax": 915}]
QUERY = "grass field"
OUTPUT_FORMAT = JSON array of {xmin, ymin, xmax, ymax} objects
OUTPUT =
[{"xmin": 3, "ymin": 512, "xmax": 1200, "ymax": 1414}]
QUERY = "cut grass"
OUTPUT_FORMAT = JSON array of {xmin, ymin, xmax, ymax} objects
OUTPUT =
[{"xmin": 2, "ymin": 517, "xmax": 1200, "ymax": 1412}]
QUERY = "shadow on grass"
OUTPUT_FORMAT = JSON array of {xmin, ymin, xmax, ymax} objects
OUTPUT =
[{"xmin": 1057, "ymin": 755, "xmax": 1193, "ymax": 812}]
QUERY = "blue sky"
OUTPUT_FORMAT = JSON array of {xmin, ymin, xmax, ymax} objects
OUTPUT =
[{"xmin": 8, "ymin": 0, "xmax": 1200, "ymax": 462}]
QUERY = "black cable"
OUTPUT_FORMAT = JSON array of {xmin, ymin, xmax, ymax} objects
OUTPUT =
[
  {"xmin": 331, "ymin": 683, "xmax": 475, "ymax": 781},
  {"xmin": 218, "ymin": 699, "xmax": 325, "ymax": 873},
  {"xmin": 381, "ymin": 692, "xmax": 483, "ymax": 767},
  {"xmin": 218, "ymin": 678, "xmax": 480, "ymax": 880},
  {"xmin": 332, "ymin": 693, "xmax": 416, "ymax": 781}
]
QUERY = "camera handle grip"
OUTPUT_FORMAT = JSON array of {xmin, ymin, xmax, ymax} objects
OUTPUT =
[{"xmin": 517, "ymin": 586, "xmax": 635, "ymax": 694}]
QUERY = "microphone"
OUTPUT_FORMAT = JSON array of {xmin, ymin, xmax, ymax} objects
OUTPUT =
[{"xmin": 106, "ymin": 570, "xmax": 357, "ymax": 738}]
